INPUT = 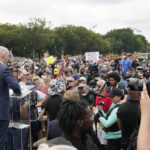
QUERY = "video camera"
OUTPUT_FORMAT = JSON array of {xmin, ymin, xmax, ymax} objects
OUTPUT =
[
  {"xmin": 88, "ymin": 79, "xmax": 105, "ymax": 98},
  {"xmin": 94, "ymin": 102, "xmax": 105, "ymax": 121},
  {"xmin": 89, "ymin": 64, "xmax": 99, "ymax": 77},
  {"xmin": 132, "ymin": 59, "xmax": 140, "ymax": 69},
  {"xmin": 110, "ymin": 59, "xmax": 120, "ymax": 72},
  {"xmin": 89, "ymin": 79, "xmax": 97, "ymax": 88},
  {"xmin": 128, "ymin": 78, "xmax": 150, "ymax": 96}
]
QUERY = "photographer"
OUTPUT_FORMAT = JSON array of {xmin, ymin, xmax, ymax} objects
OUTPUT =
[
  {"xmin": 96, "ymin": 79, "xmax": 112, "ymax": 113},
  {"xmin": 94, "ymin": 88, "xmax": 123, "ymax": 150},
  {"xmin": 117, "ymin": 78, "xmax": 141, "ymax": 150}
]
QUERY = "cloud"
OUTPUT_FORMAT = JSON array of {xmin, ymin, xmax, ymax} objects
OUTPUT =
[{"xmin": 0, "ymin": 0, "xmax": 150, "ymax": 42}]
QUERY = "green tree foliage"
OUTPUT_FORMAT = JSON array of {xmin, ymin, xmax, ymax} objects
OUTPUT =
[
  {"xmin": 105, "ymin": 28, "xmax": 149, "ymax": 54},
  {"xmin": 53, "ymin": 25, "xmax": 111, "ymax": 55},
  {"xmin": 20, "ymin": 18, "xmax": 51, "ymax": 59},
  {"xmin": 0, "ymin": 19, "xmax": 149, "ymax": 58},
  {"xmin": 0, "ymin": 23, "xmax": 22, "ymax": 55}
]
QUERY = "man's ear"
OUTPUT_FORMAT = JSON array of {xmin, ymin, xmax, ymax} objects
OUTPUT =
[{"xmin": 76, "ymin": 119, "xmax": 84, "ymax": 127}]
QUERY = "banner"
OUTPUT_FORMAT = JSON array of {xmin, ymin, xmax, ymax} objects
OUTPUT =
[{"xmin": 85, "ymin": 52, "xmax": 99, "ymax": 63}]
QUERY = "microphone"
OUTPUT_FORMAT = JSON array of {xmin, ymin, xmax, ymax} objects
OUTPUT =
[{"xmin": 89, "ymin": 90, "xmax": 105, "ymax": 98}]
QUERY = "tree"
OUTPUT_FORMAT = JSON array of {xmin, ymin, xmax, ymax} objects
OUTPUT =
[
  {"xmin": 0, "ymin": 19, "xmax": 150, "ymax": 57},
  {"xmin": 20, "ymin": 18, "xmax": 51, "ymax": 59},
  {"xmin": 104, "ymin": 28, "xmax": 148, "ymax": 54}
]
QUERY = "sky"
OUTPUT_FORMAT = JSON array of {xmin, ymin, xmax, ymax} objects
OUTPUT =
[{"xmin": 0, "ymin": 0, "xmax": 150, "ymax": 42}]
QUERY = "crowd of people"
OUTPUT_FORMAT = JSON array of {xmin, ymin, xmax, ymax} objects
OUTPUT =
[{"xmin": 0, "ymin": 45, "xmax": 150, "ymax": 150}]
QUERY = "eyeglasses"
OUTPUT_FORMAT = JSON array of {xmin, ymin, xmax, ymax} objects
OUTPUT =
[
  {"xmin": 33, "ymin": 79, "xmax": 38, "ymax": 81},
  {"xmin": 67, "ymin": 80, "xmax": 74, "ymax": 83}
]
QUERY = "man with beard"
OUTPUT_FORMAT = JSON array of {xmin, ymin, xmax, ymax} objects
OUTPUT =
[{"xmin": 44, "ymin": 100, "xmax": 99, "ymax": 150}]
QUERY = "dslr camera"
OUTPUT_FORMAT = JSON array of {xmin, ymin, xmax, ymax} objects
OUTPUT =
[{"xmin": 128, "ymin": 78, "xmax": 150, "ymax": 96}]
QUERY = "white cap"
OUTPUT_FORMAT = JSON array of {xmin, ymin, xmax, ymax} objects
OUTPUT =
[{"xmin": 79, "ymin": 77, "xmax": 86, "ymax": 81}]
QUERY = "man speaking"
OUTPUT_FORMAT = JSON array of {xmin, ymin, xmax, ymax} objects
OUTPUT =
[{"xmin": 0, "ymin": 46, "xmax": 21, "ymax": 149}]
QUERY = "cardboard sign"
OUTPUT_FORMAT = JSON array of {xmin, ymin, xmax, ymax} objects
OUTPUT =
[
  {"xmin": 85, "ymin": 52, "xmax": 99, "ymax": 63},
  {"xmin": 46, "ymin": 56, "xmax": 54, "ymax": 65}
]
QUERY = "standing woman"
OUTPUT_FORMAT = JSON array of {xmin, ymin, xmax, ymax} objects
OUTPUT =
[{"xmin": 39, "ymin": 73, "xmax": 51, "ymax": 97}]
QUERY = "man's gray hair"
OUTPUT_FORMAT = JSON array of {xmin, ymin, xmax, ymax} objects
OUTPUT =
[{"xmin": 0, "ymin": 46, "xmax": 9, "ymax": 57}]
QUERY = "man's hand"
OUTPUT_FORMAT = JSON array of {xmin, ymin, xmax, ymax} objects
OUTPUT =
[
  {"xmin": 140, "ymin": 83, "xmax": 150, "ymax": 115},
  {"xmin": 96, "ymin": 105, "xmax": 103, "ymax": 111}
]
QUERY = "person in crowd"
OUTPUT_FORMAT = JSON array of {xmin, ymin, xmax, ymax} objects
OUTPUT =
[
  {"xmin": 39, "ymin": 72, "xmax": 51, "ymax": 97},
  {"xmin": 78, "ymin": 76, "xmax": 87, "ymax": 84},
  {"xmin": 19, "ymin": 69, "xmax": 30, "ymax": 86},
  {"xmin": 95, "ymin": 79, "xmax": 112, "ymax": 149},
  {"xmin": 96, "ymin": 79, "xmax": 112, "ymax": 113},
  {"xmin": 118, "ymin": 76, "xmax": 128, "ymax": 95},
  {"xmin": 37, "ymin": 63, "xmax": 47, "ymax": 78},
  {"xmin": 63, "ymin": 90, "xmax": 80, "ymax": 101},
  {"xmin": 117, "ymin": 85, "xmax": 140, "ymax": 150},
  {"xmin": 137, "ymin": 83, "xmax": 150, "ymax": 150},
  {"xmin": 44, "ymin": 78, "xmax": 66, "ymax": 120},
  {"xmin": 46, "ymin": 100, "xmax": 99, "ymax": 150},
  {"xmin": 0, "ymin": 46, "xmax": 21, "ymax": 149},
  {"xmin": 12, "ymin": 67, "xmax": 21, "ymax": 81},
  {"xmin": 120, "ymin": 53, "xmax": 132, "ymax": 76},
  {"xmin": 33, "ymin": 78, "xmax": 66, "ymax": 147},
  {"xmin": 65, "ymin": 87, "xmax": 102, "ymax": 149},
  {"xmin": 94, "ymin": 88, "xmax": 123, "ymax": 150},
  {"xmin": 78, "ymin": 84, "xmax": 94, "ymax": 105},
  {"xmin": 32, "ymin": 75, "xmax": 41, "ymax": 87},
  {"xmin": 66, "ymin": 77, "xmax": 77, "ymax": 90},
  {"xmin": 106, "ymin": 72, "xmax": 121, "ymax": 94},
  {"xmin": 25, "ymin": 71, "xmax": 34, "ymax": 85},
  {"xmin": 141, "ymin": 59, "xmax": 148, "ymax": 70},
  {"xmin": 44, "ymin": 78, "xmax": 66, "ymax": 138}
]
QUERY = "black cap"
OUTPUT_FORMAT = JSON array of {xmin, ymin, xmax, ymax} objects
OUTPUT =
[{"xmin": 109, "ymin": 88, "xmax": 124, "ymax": 100}]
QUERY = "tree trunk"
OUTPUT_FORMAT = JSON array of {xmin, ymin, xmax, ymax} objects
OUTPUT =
[{"xmin": 33, "ymin": 49, "xmax": 35, "ymax": 61}]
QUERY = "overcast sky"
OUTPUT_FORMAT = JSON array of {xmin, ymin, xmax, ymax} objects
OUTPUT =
[{"xmin": 0, "ymin": 0, "xmax": 150, "ymax": 42}]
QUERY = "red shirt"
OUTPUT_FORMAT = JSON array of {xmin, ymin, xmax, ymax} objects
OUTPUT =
[{"xmin": 96, "ymin": 92, "xmax": 112, "ymax": 113}]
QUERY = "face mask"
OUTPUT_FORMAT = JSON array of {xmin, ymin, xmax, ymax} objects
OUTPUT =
[
  {"xmin": 81, "ymin": 93, "xmax": 87, "ymax": 96},
  {"xmin": 122, "ymin": 56, "xmax": 125, "ymax": 59}
]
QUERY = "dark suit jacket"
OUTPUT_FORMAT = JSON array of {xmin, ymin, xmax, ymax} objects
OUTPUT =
[{"xmin": 0, "ymin": 63, "xmax": 21, "ymax": 120}]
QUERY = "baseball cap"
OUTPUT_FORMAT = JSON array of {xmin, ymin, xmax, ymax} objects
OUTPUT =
[
  {"xmin": 54, "ymin": 68, "xmax": 59, "ymax": 75},
  {"xmin": 79, "ymin": 77, "xmax": 86, "ymax": 81},
  {"xmin": 109, "ymin": 88, "xmax": 124, "ymax": 100},
  {"xmin": 20, "ymin": 69, "xmax": 30, "ymax": 77}
]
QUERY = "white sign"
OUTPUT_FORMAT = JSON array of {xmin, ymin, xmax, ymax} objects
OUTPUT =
[{"xmin": 85, "ymin": 52, "xmax": 99, "ymax": 63}]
